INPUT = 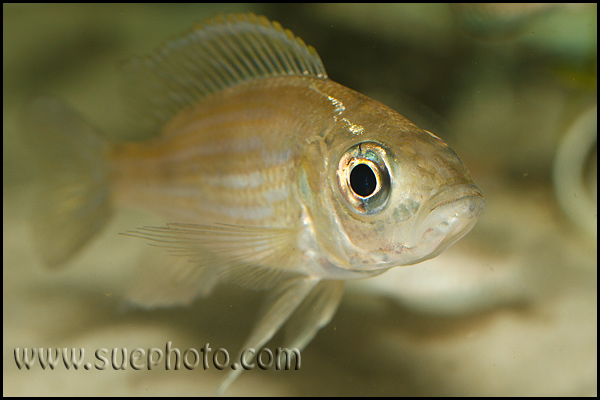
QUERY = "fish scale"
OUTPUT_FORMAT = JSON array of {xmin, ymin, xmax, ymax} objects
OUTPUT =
[{"xmin": 112, "ymin": 77, "xmax": 334, "ymax": 228}]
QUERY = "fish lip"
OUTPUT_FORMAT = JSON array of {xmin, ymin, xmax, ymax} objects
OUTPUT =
[
  {"xmin": 426, "ymin": 183, "xmax": 484, "ymax": 215},
  {"xmin": 411, "ymin": 183, "xmax": 485, "ymax": 249}
]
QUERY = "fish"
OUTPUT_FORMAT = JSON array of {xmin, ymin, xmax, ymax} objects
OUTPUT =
[{"xmin": 24, "ymin": 13, "xmax": 484, "ymax": 393}]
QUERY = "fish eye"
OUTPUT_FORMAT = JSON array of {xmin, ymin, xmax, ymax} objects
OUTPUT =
[
  {"xmin": 336, "ymin": 142, "xmax": 391, "ymax": 215},
  {"xmin": 350, "ymin": 163, "xmax": 377, "ymax": 197}
]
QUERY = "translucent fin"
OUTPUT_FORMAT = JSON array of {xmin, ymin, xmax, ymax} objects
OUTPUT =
[
  {"xmin": 284, "ymin": 280, "xmax": 345, "ymax": 351},
  {"xmin": 23, "ymin": 97, "xmax": 112, "ymax": 268},
  {"xmin": 125, "ymin": 246, "xmax": 219, "ymax": 308},
  {"xmin": 122, "ymin": 222, "xmax": 302, "ymax": 292},
  {"xmin": 215, "ymin": 277, "xmax": 320, "ymax": 395},
  {"xmin": 123, "ymin": 12, "xmax": 328, "ymax": 130}
]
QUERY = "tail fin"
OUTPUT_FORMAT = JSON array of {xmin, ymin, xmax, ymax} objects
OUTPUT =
[{"xmin": 24, "ymin": 97, "xmax": 113, "ymax": 268}]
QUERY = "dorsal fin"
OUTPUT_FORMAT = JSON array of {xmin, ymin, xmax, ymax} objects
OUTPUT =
[{"xmin": 123, "ymin": 13, "xmax": 328, "ymax": 129}]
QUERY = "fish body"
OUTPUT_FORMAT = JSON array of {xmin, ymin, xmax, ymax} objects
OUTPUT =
[
  {"xmin": 25, "ymin": 13, "xmax": 484, "ymax": 393},
  {"xmin": 111, "ymin": 75, "xmax": 481, "ymax": 279}
]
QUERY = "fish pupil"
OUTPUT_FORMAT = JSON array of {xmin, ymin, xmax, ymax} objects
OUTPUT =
[{"xmin": 350, "ymin": 163, "xmax": 377, "ymax": 197}]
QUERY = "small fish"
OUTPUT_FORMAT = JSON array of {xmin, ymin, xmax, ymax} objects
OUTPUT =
[{"xmin": 25, "ymin": 13, "xmax": 484, "ymax": 393}]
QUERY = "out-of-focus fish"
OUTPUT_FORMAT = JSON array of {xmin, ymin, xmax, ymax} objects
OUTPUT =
[{"xmin": 25, "ymin": 13, "xmax": 484, "ymax": 393}]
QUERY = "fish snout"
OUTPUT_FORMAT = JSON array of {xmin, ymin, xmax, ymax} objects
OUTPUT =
[{"xmin": 414, "ymin": 184, "xmax": 484, "ymax": 254}]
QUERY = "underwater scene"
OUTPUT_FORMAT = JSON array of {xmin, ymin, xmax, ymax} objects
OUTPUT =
[{"xmin": 3, "ymin": 4, "xmax": 596, "ymax": 396}]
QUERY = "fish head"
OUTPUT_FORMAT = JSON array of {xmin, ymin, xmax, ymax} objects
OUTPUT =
[{"xmin": 300, "ymin": 94, "xmax": 484, "ymax": 275}]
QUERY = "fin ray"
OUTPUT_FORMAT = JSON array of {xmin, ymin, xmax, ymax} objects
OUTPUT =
[
  {"xmin": 122, "ymin": 222, "xmax": 302, "ymax": 291},
  {"xmin": 123, "ymin": 12, "xmax": 328, "ymax": 130},
  {"xmin": 126, "ymin": 246, "xmax": 219, "ymax": 308}
]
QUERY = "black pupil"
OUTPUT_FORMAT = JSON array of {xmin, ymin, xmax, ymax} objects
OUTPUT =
[{"xmin": 350, "ymin": 163, "xmax": 377, "ymax": 197}]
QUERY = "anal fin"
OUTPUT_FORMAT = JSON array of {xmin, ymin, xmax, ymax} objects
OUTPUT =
[
  {"xmin": 125, "ymin": 245, "xmax": 219, "ymax": 308},
  {"xmin": 122, "ymin": 222, "xmax": 302, "ymax": 300}
]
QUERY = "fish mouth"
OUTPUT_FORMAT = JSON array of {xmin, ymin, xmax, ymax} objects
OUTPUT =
[
  {"xmin": 341, "ymin": 183, "xmax": 484, "ymax": 271},
  {"xmin": 426, "ymin": 183, "xmax": 484, "ymax": 217},
  {"xmin": 411, "ymin": 183, "xmax": 484, "ymax": 260}
]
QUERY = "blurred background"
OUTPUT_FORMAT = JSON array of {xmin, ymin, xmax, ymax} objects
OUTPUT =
[{"xmin": 3, "ymin": 3, "xmax": 596, "ymax": 396}]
